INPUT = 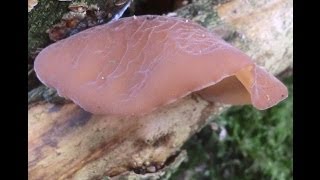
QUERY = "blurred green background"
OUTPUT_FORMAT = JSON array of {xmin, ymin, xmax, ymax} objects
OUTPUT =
[{"xmin": 171, "ymin": 75, "xmax": 293, "ymax": 180}]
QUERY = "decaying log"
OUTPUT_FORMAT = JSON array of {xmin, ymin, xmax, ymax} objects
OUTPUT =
[{"xmin": 28, "ymin": 0, "xmax": 293, "ymax": 179}]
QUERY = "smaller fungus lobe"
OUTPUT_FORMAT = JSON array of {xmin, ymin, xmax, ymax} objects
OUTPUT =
[{"xmin": 34, "ymin": 15, "xmax": 288, "ymax": 115}]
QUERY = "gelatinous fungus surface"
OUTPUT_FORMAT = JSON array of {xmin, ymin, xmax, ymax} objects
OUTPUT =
[{"xmin": 34, "ymin": 15, "xmax": 288, "ymax": 115}]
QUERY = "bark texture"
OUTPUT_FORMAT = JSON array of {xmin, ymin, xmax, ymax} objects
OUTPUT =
[{"xmin": 28, "ymin": 0, "xmax": 293, "ymax": 179}]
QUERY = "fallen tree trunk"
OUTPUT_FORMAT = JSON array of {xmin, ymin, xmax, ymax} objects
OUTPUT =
[{"xmin": 28, "ymin": 0, "xmax": 293, "ymax": 179}]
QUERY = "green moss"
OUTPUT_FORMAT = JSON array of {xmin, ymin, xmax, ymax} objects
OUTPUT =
[
  {"xmin": 171, "ymin": 75, "xmax": 293, "ymax": 180},
  {"xmin": 28, "ymin": 0, "xmax": 108, "ymax": 61},
  {"xmin": 28, "ymin": 0, "xmax": 69, "ymax": 60}
]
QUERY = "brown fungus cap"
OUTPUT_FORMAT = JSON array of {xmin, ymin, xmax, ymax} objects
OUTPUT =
[{"xmin": 34, "ymin": 15, "xmax": 288, "ymax": 115}]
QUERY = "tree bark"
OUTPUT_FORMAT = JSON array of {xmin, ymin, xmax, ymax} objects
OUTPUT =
[{"xmin": 28, "ymin": 0, "xmax": 293, "ymax": 179}]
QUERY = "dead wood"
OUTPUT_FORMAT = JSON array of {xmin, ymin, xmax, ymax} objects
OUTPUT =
[{"xmin": 28, "ymin": 0, "xmax": 293, "ymax": 179}]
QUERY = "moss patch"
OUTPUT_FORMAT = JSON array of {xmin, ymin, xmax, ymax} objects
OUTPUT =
[{"xmin": 171, "ymin": 75, "xmax": 293, "ymax": 180}]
